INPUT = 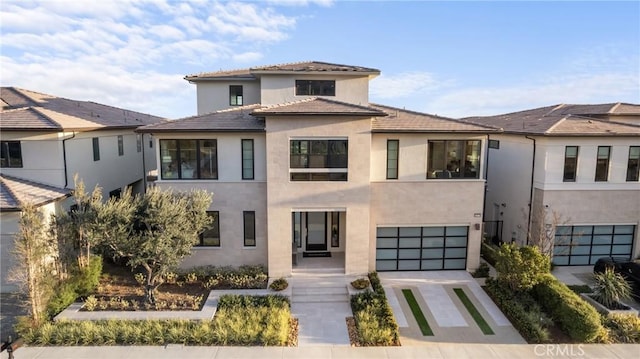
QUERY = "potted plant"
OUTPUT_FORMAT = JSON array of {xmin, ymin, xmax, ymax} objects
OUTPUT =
[{"xmin": 581, "ymin": 268, "xmax": 638, "ymax": 316}]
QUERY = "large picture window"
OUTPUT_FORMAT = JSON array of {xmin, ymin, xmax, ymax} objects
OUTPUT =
[
  {"xmin": 295, "ymin": 80, "xmax": 335, "ymax": 96},
  {"xmin": 159, "ymin": 139, "xmax": 217, "ymax": 180},
  {"xmin": 427, "ymin": 140, "xmax": 480, "ymax": 179},
  {"xmin": 595, "ymin": 146, "xmax": 610, "ymax": 182},
  {"xmin": 290, "ymin": 139, "xmax": 348, "ymax": 181},
  {"xmin": 627, "ymin": 146, "xmax": 640, "ymax": 182},
  {"xmin": 0, "ymin": 141, "xmax": 22, "ymax": 168},
  {"xmin": 197, "ymin": 211, "xmax": 220, "ymax": 247},
  {"xmin": 563, "ymin": 146, "xmax": 578, "ymax": 182}
]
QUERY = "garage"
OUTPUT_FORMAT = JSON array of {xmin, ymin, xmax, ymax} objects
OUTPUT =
[
  {"xmin": 553, "ymin": 224, "xmax": 635, "ymax": 266},
  {"xmin": 376, "ymin": 226, "xmax": 468, "ymax": 271}
]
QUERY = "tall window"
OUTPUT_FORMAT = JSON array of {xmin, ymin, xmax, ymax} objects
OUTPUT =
[
  {"xmin": 117, "ymin": 135, "xmax": 124, "ymax": 156},
  {"xmin": 198, "ymin": 211, "xmax": 220, "ymax": 247},
  {"xmin": 386, "ymin": 140, "xmax": 399, "ymax": 179},
  {"xmin": 243, "ymin": 211, "xmax": 256, "ymax": 247},
  {"xmin": 563, "ymin": 146, "xmax": 578, "ymax": 182},
  {"xmin": 427, "ymin": 140, "xmax": 480, "ymax": 179},
  {"xmin": 627, "ymin": 146, "xmax": 640, "ymax": 182},
  {"xmin": 136, "ymin": 134, "xmax": 142, "ymax": 153},
  {"xmin": 0, "ymin": 141, "xmax": 22, "ymax": 168},
  {"xmin": 295, "ymin": 80, "xmax": 335, "ymax": 96},
  {"xmin": 595, "ymin": 146, "xmax": 610, "ymax": 182},
  {"xmin": 92, "ymin": 137, "xmax": 100, "ymax": 161},
  {"xmin": 229, "ymin": 85, "xmax": 243, "ymax": 106},
  {"xmin": 159, "ymin": 139, "xmax": 217, "ymax": 180},
  {"xmin": 241, "ymin": 139, "xmax": 254, "ymax": 180},
  {"xmin": 290, "ymin": 139, "xmax": 348, "ymax": 181}
]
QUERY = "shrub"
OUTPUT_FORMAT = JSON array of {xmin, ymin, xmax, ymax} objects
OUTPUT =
[
  {"xmin": 603, "ymin": 313, "xmax": 640, "ymax": 343},
  {"xmin": 351, "ymin": 278, "xmax": 370, "ymax": 290},
  {"xmin": 349, "ymin": 273, "xmax": 400, "ymax": 346},
  {"xmin": 269, "ymin": 278, "xmax": 288, "ymax": 291},
  {"xmin": 47, "ymin": 256, "xmax": 103, "ymax": 318},
  {"xmin": 495, "ymin": 244, "xmax": 550, "ymax": 292},
  {"xmin": 591, "ymin": 268, "xmax": 632, "ymax": 309},
  {"xmin": 84, "ymin": 295, "xmax": 98, "ymax": 311},
  {"xmin": 568, "ymin": 285, "xmax": 593, "ymax": 294},
  {"xmin": 484, "ymin": 278, "xmax": 550, "ymax": 343},
  {"xmin": 481, "ymin": 242, "xmax": 500, "ymax": 267},
  {"xmin": 532, "ymin": 275, "xmax": 605, "ymax": 342},
  {"xmin": 472, "ymin": 262, "xmax": 490, "ymax": 278}
]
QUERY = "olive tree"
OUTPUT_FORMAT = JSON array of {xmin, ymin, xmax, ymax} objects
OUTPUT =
[{"xmin": 99, "ymin": 187, "xmax": 212, "ymax": 303}]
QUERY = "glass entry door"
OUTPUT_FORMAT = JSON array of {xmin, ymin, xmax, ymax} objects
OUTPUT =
[{"xmin": 306, "ymin": 212, "xmax": 327, "ymax": 251}]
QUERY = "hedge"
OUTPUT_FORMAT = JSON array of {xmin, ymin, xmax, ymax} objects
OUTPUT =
[
  {"xmin": 532, "ymin": 275, "xmax": 605, "ymax": 342},
  {"xmin": 484, "ymin": 278, "xmax": 550, "ymax": 343},
  {"xmin": 349, "ymin": 272, "xmax": 400, "ymax": 346},
  {"xmin": 481, "ymin": 242, "xmax": 500, "ymax": 267}
]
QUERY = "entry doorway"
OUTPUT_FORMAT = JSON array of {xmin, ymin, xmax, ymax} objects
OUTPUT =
[{"xmin": 306, "ymin": 212, "xmax": 327, "ymax": 251}]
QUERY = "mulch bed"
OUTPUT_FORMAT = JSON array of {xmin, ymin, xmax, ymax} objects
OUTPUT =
[{"xmin": 346, "ymin": 317, "xmax": 361, "ymax": 346}]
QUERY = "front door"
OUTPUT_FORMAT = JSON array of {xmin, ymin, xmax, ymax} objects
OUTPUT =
[{"xmin": 306, "ymin": 212, "xmax": 327, "ymax": 251}]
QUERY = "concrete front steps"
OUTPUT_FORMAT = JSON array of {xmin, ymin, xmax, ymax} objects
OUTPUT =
[{"xmin": 292, "ymin": 285, "xmax": 348, "ymax": 303}]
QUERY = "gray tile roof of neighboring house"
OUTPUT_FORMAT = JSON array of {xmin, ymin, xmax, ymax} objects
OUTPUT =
[
  {"xmin": 185, "ymin": 61, "xmax": 380, "ymax": 80},
  {"xmin": 252, "ymin": 98, "xmax": 387, "ymax": 116},
  {"xmin": 0, "ymin": 87, "xmax": 165, "ymax": 132},
  {"xmin": 137, "ymin": 104, "xmax": 265, "ymax": 133},
  {"xmin": 371, "ymin": 104, "xmax": 499, "ymax": 133},
  {"xmin": 0, "ymin": 174, "xmax": 71, "ymax": 211},
  {"xmin": 610, "ymin": 103, "xmax": 640, "ymax": 115},
  {"xmin": 464, "ymin": 103, "xmax": 640, "ymax": 136}
]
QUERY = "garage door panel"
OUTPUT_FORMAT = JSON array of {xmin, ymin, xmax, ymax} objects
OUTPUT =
[
  {"xmin": 377, "ymin": 237, "xmax": 398, "ymax": 248},
  {"xmin": 612, "ymin": 245, "xmax": 632, "ymax": 255},
  {"xmin": 376, "ymin": 260, "xmax": 397, "ymax": 271},
  {"xmin": 399, "ymin": 237, "xmax": 421, "ymax": 248},
  {"xmin": 445, "ymin": 248, "xmax": 467, "ymax": 258},
  {"xmin": 422, "ymin": 238, "xmax": 444, "ymax": 247},
  {"xmin": 398, "ymin": 260, "xmax": 420, "ymax": 270},
  {"xmin": 376, "ymin": 249, "xmax": 397, "ymax": 260},
  {"xmin": 446, "ymin": 237, "xmax": 467, "ymax": 247},
  {"xmin": 399, "ymin": 249, "xmax": 420, "ymax": 259},
  {"xmin": 421, "ymin": 259, "xmax": 443, "ymax": 270},
  {"xmin": 444, "ymin": 259, "xmax": 466, "ymax": 269}
]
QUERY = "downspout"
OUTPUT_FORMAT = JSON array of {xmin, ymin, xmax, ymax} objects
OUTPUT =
[
  {"xmin": 141, "ymin": 133, "xmax": 147, "ymax": 191},
  {"xmin": 525, "ymin": 135, "xmax": 536, "ymax": 245},
  {"xmin": 62, "ymin": 132, "xmax": 76, "ymax": 188},
  {"xmin": 482, "ymin": 134, "xmax": 490, "ymax": 222}
]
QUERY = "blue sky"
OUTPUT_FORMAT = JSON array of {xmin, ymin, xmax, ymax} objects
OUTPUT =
[{"xmin": 1, "ymin": 0, "xmax": 638, "ymax": 119}]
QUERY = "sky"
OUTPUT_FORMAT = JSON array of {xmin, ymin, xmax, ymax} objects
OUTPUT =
[{"xmin": 1, "ymin": 0, "xmax": 639, "ymax": 120}]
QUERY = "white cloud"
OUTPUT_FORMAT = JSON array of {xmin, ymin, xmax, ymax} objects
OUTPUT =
[{"xmin": 207, "ymin": 2, "xmax": 296, "ymax": 42}]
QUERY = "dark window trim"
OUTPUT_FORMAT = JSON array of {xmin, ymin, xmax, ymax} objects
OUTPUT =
[
  {"xmin": 626, "ymin": 146, "xmax": 640, "ymax": 182},
  {"xmin": 295, "ymin": 79, "xmax": 336, "ymax": 96},
  {"xmin": 427, "ymin": 140, "xmax": 481, "ymax": 179},
  {"xmin": 241, "ymin": 139, "xmax": 254, "ymax": 180},
  {"xmin": 331, "ymin": 212, "xmax": 340, "ymax": 247},
  {"xmin": 159, "ymin": 139, "xmax": 218, "ymax": 180},
  {"xmin": 197, "ymin": 211, "xmax": 220, "ymax": 247},
  {"xmin": 595, "ymin": 146, "xmax": 611, "ymax": 182},
  {"xmin": 92, "ymin": 137, "xmax": 100, "ymax": 161},
  {"xmin": 243, "ymin": 211, "xmax": 256, "ymax": 247},
  {"xmin": 0, "ymin": 141, "xmax": 23, "ymax": 168},
  {"xmin": 136, "ymin": 134, "xmax": 142, "ymax": 153},
  {"xmin": 117, "ymin": 135, "xmax": 124, "ymax": 156},
  {"xmin": 563, "ymin": 146, "xmax": 578, "ymax": 182},
  {"xmin": 488, "ymin": 139, "xmax": 500, "ymax": 149},
  {"xmin": 386, "ymin": 139, "xmax": 399, "ymax": 180},
  {"xmin": 290, "ymin": 139, "xmax": 348, "ymax": 182},
  {"xmin": 229, "ymin": 85, "xmax": 243, "ymax": 106}
]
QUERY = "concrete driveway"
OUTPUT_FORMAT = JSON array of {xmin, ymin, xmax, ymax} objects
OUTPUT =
[{"xmin": 378, "ymin": 271, "xmax": 526, "ymax": 345}]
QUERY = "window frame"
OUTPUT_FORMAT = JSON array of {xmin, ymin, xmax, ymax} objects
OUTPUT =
[
  {"xmin": 136, "ymin": 134, "xmax": 142, "ymax": 153},
  {"xmin": 229, "ymin": 85, "xmax": 243, "ymax": 106},
  {"xmin": 426, "ymin": 140, "xmax": 481, "ymax": 179},
  {"xmin": 595, "ymin": 146, "xmax": 611, "ymax": 182},
  {"xmin": 159, "ymin": 139, "xmax": 218, "ymax": 180},
  {"xmin": 563, "ymin": 146, "xmax": 579, "ymax": 182},
  {"xmin": 295, "ymin": 80, "xmax": 336, "ymax": 96},
  {"xmin": 241, "ymin": 139, "xmax": 254, "ymax": 180},
  {"xmin": 290, "ymin": 138, "xmax": 348, "ymax": 181},
  {"xmin": 626, "ymin": 146, "xmax": 640, "ymax": 182},
  {"xmin": 243, "ymin": 211, "xmax": 256, "ymax": 247},
  {"xmin": 386, "ymin": 139, "xmax": 399, "ymax": 180},
  {"xmin": 197, "ymin": 211, "xmax": 220, "ymax": 247},
  {"xmin": 92, "ymin": 137, "xmax": 100, "ymax": 161},
  {"xmin": 117, "ymin": 135, "xmax": 124, "ymax": 156},
  {"xmin": 0, "ymin": 141, "xmax": 23, "ymax": 168}
]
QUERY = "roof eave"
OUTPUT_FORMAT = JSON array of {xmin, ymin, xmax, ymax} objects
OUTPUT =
[
  {"xmin": 371, "ymin": 129, "xmax": 501, "ymax": 134},
  {"xmin": 253, "ymin": 111, "xmax": 387, "ymax": 117},
  {"xmin": 137, "ymin": 128, "xmax": 265, "ymax": 133}
]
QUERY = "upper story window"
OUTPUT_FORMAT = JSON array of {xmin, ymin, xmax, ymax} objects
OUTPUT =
[
  {"xmin": 595, "ymin": 146, "xmax": 610, "ymax": 182},
  {"xmin": 92, "ymin": 137, "xmax": 100, "ymax": 161},
  {"xmin": 198, "ymin": 211, "xmax": 220, "ymax": 247},
  {"xmin": 160, "ymin": 139, "xmax": 217, "ymax": 180},
  {"xmin": 563, "ymin": 146, "xmax": 578, "ymax": 182},
  {"xmin": 241, "ymin": 139, "xmax": 254, "ymax": 180},
  {"xmin": 243, "ymin": 211, "xmax": 256, "ymax": 247},
  {"xmin": 229, "ymin": 85, "xmax": 243, "ymax": 106},
  {"xmin": 136, "ymin": 134, "xmax": 142, "ymax": 153},
  {"xmin": 627, "ymin": 146, "xmax": 640, "ymax": 182},
  {"xmin": 386, "ymin": 140, "xmax": 399, "ymax": 180},
  {"xmin": 295, "ymin": 80, "xmax": 335, "ymax": 96},
  {"xmin": 0, "ymin": 141, "xmax": 22, "ymax": 168},
  {"xmin": 427, "ymin": 140, "xmax": 480, "ymax": 179},
  {"xmin": 290, "ymin": 139, "xmax": 348, "ymax": 181},
  {"xmin": 117, "ymin": 135, "xmax": 124, "ymax": 156}
]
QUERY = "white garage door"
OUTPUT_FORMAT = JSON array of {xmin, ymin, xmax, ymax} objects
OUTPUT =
[
  {"xmin": 376, "ymin": 226, "xmax": 468, "ymax": 271},
  {"xmin": 553, "ymin": 225, "xmax": 635, "ymax": 266}
]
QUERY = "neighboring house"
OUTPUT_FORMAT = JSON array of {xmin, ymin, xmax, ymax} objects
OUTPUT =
[
  {"xmin": 0, "ymin": 87, "xmax": 165, "ymax": 292},
  {"xmin": 139, "ymin": 61, "xmax": 498, "ymax": 278},
  {"xmin": 466, "ymin": 104, "xmax": 640, "ymax": 266}
]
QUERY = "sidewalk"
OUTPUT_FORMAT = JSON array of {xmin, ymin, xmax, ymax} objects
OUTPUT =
[{"xmin": 6, "ymin": 343, "xmax": 639, "ymax": 359}]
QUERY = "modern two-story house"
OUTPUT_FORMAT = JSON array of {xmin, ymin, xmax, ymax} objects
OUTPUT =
[
  {"xmin": 0, "ymin": 87, "xmax": 165, "ymax": 292},
  {"xmin": 138, "ymin": 61, "xmax": 498, "ymax": 278},
  {"xmin": 466, "ymin": 104, "xmax": 640, "ymax": 266}
]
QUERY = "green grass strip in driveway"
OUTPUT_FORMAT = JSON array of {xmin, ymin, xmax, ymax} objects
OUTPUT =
[
  {"xmin": 453, "ymin": 287, "xmax": 494, "ymax": 335},
  {"xmin": 401, "ymin": 289, "xmax": 434, "ymax": 336}
]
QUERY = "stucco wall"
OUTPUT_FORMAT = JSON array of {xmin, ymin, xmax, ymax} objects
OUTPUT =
[
  {"xmin": 260, "ymin": 75, "xmax": 370, "ymax": 106},
  {"xmin": 265, "ymin": 116, "xmax": 373, "ymax": 277},
  {"xmin": 195, "ymin": 81, "xmax": 261, "ymax": 114},
  {"xmin": 0, "ymin": 131, "xmax": 66, "ymax": 187}
]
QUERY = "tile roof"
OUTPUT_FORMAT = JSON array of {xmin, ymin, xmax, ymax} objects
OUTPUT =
[
  {"xmin": 464, "ymin": 103, "xmax": 640, "ymax": 136},
  {"xmin": 0, "ymin": 174, "xmax": 71, "ymax": 211},
  {"xmin": 252, "ymin": 98, "xmax": 387, "ymax": 116},
  {"xmin": 185, "ymin": 61, "xmax": 380, "ymax": 80},
  {"xmin": 1, "ymin": 87, "xmax": 165, "ymax": 132},
  {"xmin": 611, "ymin": 103, "xmax": 640, "ymax": 115},
  {"xmin": 137, "ymin": 104, "xmax": 265, "ymax": 133},
  {"xmin": 371, "ymin": 104, "xmax": 499, "ymax": 133}
]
